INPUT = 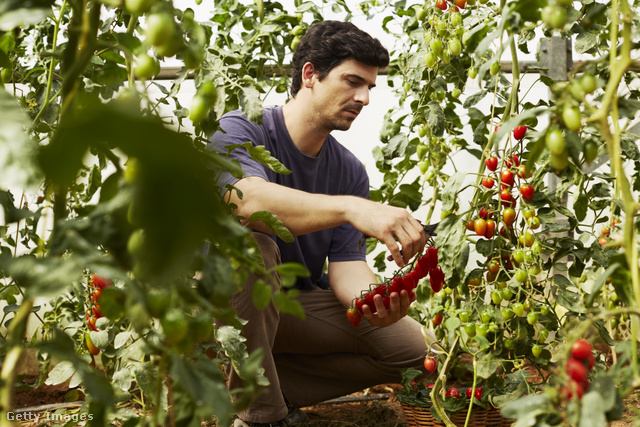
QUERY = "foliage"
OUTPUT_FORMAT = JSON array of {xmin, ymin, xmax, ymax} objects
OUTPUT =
[{"xmin": 1, "ymin": 0, "xmax": 639, "ymax": 426}]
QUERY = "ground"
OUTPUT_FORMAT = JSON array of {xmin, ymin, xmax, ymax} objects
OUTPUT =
[{"xmin": 12, "ymin": 379, "xmax": 639, "ymax": 426}]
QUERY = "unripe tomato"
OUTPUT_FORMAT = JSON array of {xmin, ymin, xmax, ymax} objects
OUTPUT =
[
  {"xmin": 528, "ymin": 216, "xmax": 541, "ymax": 230},
  {"xmin": 476, "ymin": 324, "xmax": 489, "ymax": 336},
  {"xmin": 468, "ymin": 67, "xmax": 478, "ymax": 79},
  {"xmin": 146, "ymin": 288, "xmax": 171, "ymax": 318},
  {"xmin": 1, "ymin": 68, "xmax": 12, "ymax": 84},
  {"xmin": 191, "ymin": 314, "xmax": 214, "ymax": 342},
  {"xmin": 161, "ymin": 309, "xmax": 189, "ymax": 343},
  {"xmin": 464, "ymin": 323, "xmax": 476, "ymax": 337},
  {"xmin": 519, "ymin": 232, "xmax": 534, "ymax": 247},
  {"xmin": 562, "ymin": 105, "xmax": 581, "ymax": 131},
  {"xmin": 458, "ymin": 310, "xmax": 471, "ymax": 322},
  {"xmin": 85, "ymin": 333, "xmax": 100, "ymax": 355},
  {"xmin": 451, "ymin": 88, "xmax": 462, "ymax": 99},
  {"xmin": 451, "ymin": 11, "xmax": 462, "ymax": 27},
  {"xmin": 502, "ymin": 207, "xmax": 516, "ymax": 226},
  {"xmin": 531, "ymin": 344, "xmax": 543, "ymax": 357},
  {"xmin": 189, "ymin": 95, "xmax": 210, "ymax": 124},
  {"xmin": 449, "ymin": 38, "xmax": 462, "ymax": 56},
  {"xmin": 583, "ymin": 140, "xmax": 598, "ymax": 163},
  {"xmin": 424, "ymin": 52, "xmax": 438, "ymax": 68},
  {"xmin": 523, "ymin": 208, "xmax": 535, "ymax": 219},
  {"xmin": 537, "ymin": 328, "xmax": 549, "ymax": 343},
  {"xmin": 545, "ymin": 129, "xmax": 566, "ymax": 155},
  {"xmin": 480, "ymin": 310, "xmax": 492, "ymax": 323},
  {"xmin": 512, "ymin": 302, "xmax": 525, "ymax": 317},
  {"xmin": 513, "ymin": 249, "xmax": 525, "ymax": 264},
  {"xmin": 580, "ymin": 74, "xmax": 597, "ymax": 94},
  {"xmin": 125, "ymin": 0, "xmax": 156, "ymax": 15},
  {"xmin": 491, "ymin": 290, "xmax": 503, "ymax": 305},
  {"xmin": 146, "ymin": 13, "xmax": 176, "ymax": 47},
  {"xmin": 550, "ymin": 152, "xmax": 569, "ymax": 171},
  {"xmin": 134, "ymin": 53, "xmax": 160, "ymax": 80},
  {"xmin": 490, "ymin": 62, "xmax": 500, "ymax": 76},
  {"xmin": 527, "ymin": 311, "xmax": 539, "ymax": 325},
  {"xmin": 487, "ymin": 259, "xmax": 500, "ymax": 274},
  {"xmin": 430, "ymin": 39, "xmax": 443, "ymax": 56}
]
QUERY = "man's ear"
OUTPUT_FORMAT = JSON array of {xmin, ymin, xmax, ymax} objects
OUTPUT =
[{"xmin": 301, "ymin": 62, "xmax": 316, "ymax": 88}]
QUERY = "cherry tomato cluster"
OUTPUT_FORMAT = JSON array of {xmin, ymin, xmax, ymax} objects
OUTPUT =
[
  {"xmin": 86, "ymin": 273, "xmax": 112, "ymax": 333},
  {"xmin": 421, "ymin": 0, "xmax": 466, "ymax": 73},
  {"xmin": 598, "ymin": 217, "xmax": 621, "ymax": 246},
  {"xmin": 347, "ymin": 246, "xmax": 444, "ymax": 327},
  {"xmin": 563, "ymin": 339, "xmax": 595, "ymax": 400}
]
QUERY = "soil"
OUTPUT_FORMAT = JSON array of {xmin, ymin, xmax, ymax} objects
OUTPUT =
[{"xmin": 11, "ymin": 378, "xmax": 639, "ymax": 427}]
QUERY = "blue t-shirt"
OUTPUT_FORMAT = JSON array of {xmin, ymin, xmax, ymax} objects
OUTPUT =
[{"xmin": 208, "ymin": 106, "xmax": 368, "ymax": 290}]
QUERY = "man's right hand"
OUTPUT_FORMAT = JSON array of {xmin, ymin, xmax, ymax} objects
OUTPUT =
[{"xmin": 347, "ymin": 198, "xmax": 426, "ymax": 267}]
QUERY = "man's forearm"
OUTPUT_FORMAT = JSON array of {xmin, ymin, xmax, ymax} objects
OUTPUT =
[{"xmin": 230, "ymin": 177, "xmax": 356, "ymax": 236}]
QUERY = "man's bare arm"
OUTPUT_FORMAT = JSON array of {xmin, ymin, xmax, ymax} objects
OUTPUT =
[{"xmin": 229, "ymin": 177, "xmax": 426, "ymax": 266}]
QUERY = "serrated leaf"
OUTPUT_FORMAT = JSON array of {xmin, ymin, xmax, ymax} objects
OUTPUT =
[
  {"xmin": 239, "ymin": 85, "xmax": 263, "ymax": 124},
  {"xmin": 246, "ymin": 210, "xmax": 294, "ymax": 243},
  {"xmin": 426, "ymin": 102, "xmax": 445, "ymax": 137},
  {"xmin": 553, "ymin": 274, "xmax": 586, "ymax": 313},
  {"xmin": 575, "ymin": 29, "xmax": 598, "ymax": 54},
  {"xmin": 382, "ymin": 133, "xmax": 409, "ymax": 159}
]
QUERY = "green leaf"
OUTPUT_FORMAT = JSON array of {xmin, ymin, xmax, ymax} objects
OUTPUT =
[
  {"xmin": 0, "ymin": 90, "xmax": 42, "ymax": 191},
  {"xmin": 477, "ymin": 352, "xmax": 501, "ymax": 379},
  {"xmin": 245, "ymin": 143, "xmax": 292, "ymax": 175},
  {"xmin": 500, "ymin": 394, "xmax": 552, "ymax": 419},
  {"xmin": 251, "ymin": 279, "xmax": 272, "ymax": 310},
  {"xmin": 0, "ymin": 7, "xmax": 51, "ymax": 31},
  {"xmin": 579, "ymin": 391, "xmax": 608, "ymax": 427},
  {"xmin": 45, "ymin": 361, "xmax": 76, "ymax": 386},
  {"xmin": 440, "ymin": 172, "xmax": 465, "ymax": 212},
  {"xmin": 382, "ymin": 133, "xmax": 409, "ymax": 159},
  {"xmin": 575, "ymin": 29, "xmax": 598, "ymax": 54},
  {"xmin": 239, "ymin": 85, "xmax": 263, "ymax": 124},
  {"xmin": 553, "ymin": 274, "xmax": 586, "ymax": 313},
  {"xmin": 275, "ymin": 262, "xmax": 310, "ymax": 278},
  {"xmin": 273, "ymin": 290, "xmax": 305, "ymax": 319},
  {"xmin": 246, "ymin": 210, "xmax": 294, "ymax": 243},
  {"xmin": 444, "ymin": 316, "xmax": 460, "ymax": 332},
  {"xmin": 112, "ymin": 368, "xmax": 132, "ymax": 392},
  {"xmin": 573, "ymin": 194, "xmax": 588, "ymax": 222},
  {"xmin": 426, "ymin": 101, "xmax": 445, "ymax": 137},
  {"xmin": 463, "ymin": 90, "xmax": 488, "ymax": 109},
  {"xmin": 586, "ymin": 263, "xmax": 620, "ymax": 307}
]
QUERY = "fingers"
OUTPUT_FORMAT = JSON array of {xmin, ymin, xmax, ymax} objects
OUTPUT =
[
  {"xmin": 362, "ymin": 291, "xmax": 412, "ymax": 327},
  {"xmin": 385, "ymin": 215, "xmax": 426, "ymax": 266}
]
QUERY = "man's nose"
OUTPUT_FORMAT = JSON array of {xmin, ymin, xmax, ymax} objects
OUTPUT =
[{"xmin": 354, "ymin": 87, "xmax": 370, "ymax": 106}]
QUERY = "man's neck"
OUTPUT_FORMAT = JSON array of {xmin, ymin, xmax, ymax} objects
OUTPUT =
[{"xmin": 282, "ymin": 98, "xmax": 328, "ymax": 157}]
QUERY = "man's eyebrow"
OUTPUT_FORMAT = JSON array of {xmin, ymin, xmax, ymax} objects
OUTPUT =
[{"xmin": 345, "ymin": 73, "xmax": 376, "ymax": 89}]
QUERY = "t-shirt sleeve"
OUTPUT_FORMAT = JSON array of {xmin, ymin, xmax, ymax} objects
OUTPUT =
[
  {"xmin": 207, "ymin": 112, "xmax": 269, "ymax": 190},
  {"xmin": 328, "ymin": 160, "xmax": 369, "ymax": 263}
]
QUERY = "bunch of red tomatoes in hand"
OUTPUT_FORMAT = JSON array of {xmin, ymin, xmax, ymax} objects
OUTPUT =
[{"xmin": 347, "ymin": 245, "xmax": 444, "ymax": 327}]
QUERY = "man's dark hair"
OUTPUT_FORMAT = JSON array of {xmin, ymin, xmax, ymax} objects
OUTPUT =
[{"xmin": 290, "ymin": 20, "xmax": 389, "ymax": 97}]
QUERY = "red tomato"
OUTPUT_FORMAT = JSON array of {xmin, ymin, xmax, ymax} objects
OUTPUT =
[
  {"xmin": 429, "ymin": 266, "xmax": 445, "ymax": 293},
  {"xmin": 517, "ymin": 164, "xmax": 531, "ymax": 179},
  {"xmin": 501, "ymin": 169, "xmax": 515, "ymax": 187},
  {"xmin": 88, "ymin": 315, "xmax": 98, "ymax": 332},
  {"xmin": 436, "ymin": 0, "xmax": 448, "ymax": 10},
  {"xmin": 484, "ymin": 219, "xmax": 496, "ymax": 238},
  {"xmin": 513, "ymin": 125, "xmax": 527, "ymax": 141},
  {"xmin": 520, "ymin": 184, "xmax": 535, "ymax": 201},
  {"xmin": 401, "ymin": 271, "xmax": 419, "ymax": 292},
  {"xmin": 455, "ymin": 0, "xmax": 467, "ymax": 8},
  {"xmin": 446, "ymin": 388, "xmax": 461, "ymax": 399},
  {"xmin": 389, "ymin": 276, "xmax": 403, "ymax": 294},
  {"xmin": 566, "ymin": 358, "xmax": 588, "ymax": 382},
  {"xmin": 482, "ymin": 177, "xmax": 495, "ymax": 189},
  {"xmin": 424, "ymin": 246, "xmax": 439, "ymax": 270},
  {"xmin": 346, "ymin": 307, "xmax": 362, "ymax": 327},
  {"xmin": 474, "ymin": 218, "xmax": 487, "ymax": 236},
  {"xmin": 478, "ymin": 207, "xmax": 491, "ymax": 220},
  {"xmin": 432, "ymin": 312, "xmax": 444, "ymax": 327},
  {"xmin": 505, "ymin": 154, "xmax": 520, "ymax": 169},
  {"xmin": 92, "ymin": 274, "xmax": 112, "ymax": 289},
  {"xmin": 475, "ymin": 387, "xmax": 483, "ymax": 400},
  {"xmin": 485, "ymin": 156, "xmax": 499, "ymax": 171},
  {"xmin": 500, "ymin": 188, "xmax": 514, "ymax": 205},
  {"xmin": 424, "ymin": 357, "xmax": 437, "ymax": 373},
  {"xmin": 571, "ymin": 339, "xmax": 593, "ymax": 361}
]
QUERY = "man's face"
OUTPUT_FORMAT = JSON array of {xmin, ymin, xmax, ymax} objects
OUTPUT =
[{"xmin": 309, "ymin": 59, "xmax": 378, "ymax": 133}]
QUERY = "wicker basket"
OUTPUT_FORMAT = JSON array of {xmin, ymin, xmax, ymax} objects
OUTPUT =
[{"xmin": 401, "ymin": 402, "xmax": 514, "ymax": 427}]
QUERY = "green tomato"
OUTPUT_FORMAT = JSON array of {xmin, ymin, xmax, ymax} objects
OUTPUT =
[
  {"xmin": 476, "ymin": 324, "xmax": 490, "ymax": 337},
  {"xmin": 124, "ymin": 0, "xmax": 156, "ymax": 14},
  {"xmin": 464, "ymin": 323, "xmax": 476, "ymax": 337},
  {"xmin": 416, "ymin": 144, "xmax": 428, "ymax": 160},
  {"xmin": 424, "ymin": 52, "xmax": 438, "ymax": 69},
  {"xmin": 531, "ymin": 344, "xmax": 543, "ymax": 357},
  {"xmin": 537, "ymin": 328, "xmax": 549, "ymax": 343},
  {"xmin": 504, "ymin": 338, "xmax": 515, "ymax": 349},
  {"xmin": 459, "ymin": 310, "xmax": 471, "ymax": 322},
  {"xmin": 440, "ymin": 49, "xmax": 451, "ymax": 64},
  {"xmin": 154, "ymin": 31, "xmax": 183, "ymax": 58},
  {"xmin": 562, "ymin": 105, "xmax": 581, "ymax": 131},
  {"xmin": 500, "ymin": 287, "xmax": 514, "ymax": 301},
  {"xmin": 418, "ymin": 161, "xmax": 429, "ymax": 175},
  {"xmin": 491, "ymin": 290, "xmax": 503, "ymax": 305},
  {"xmin": 191, "ymin": 313, "xmax": 213, "ymax": 342},
  {"xmin": 430, "ymin": 39, "xmax": 443, "ymax": 56},
  {"xmin": 451, "ymin": 88, "xmax": 462, "ymax": 99},
  {"xmin": 468, "ymin": 67, "xmax": 477, "ymax": 79},
  {"xmin": 580, "ymin": 74, "xmax": 597, "ymax": 93},
  {"xmin": 545, "ymin": 129, "xmax": 566, "ymax": 155},
  {"xmin": 161, "ymin": 309, "xmax": 189, "ymax": 343},
  {"xmin": 540, "ymin": 305, "xmax": 550, "ymax": 316},
  {"xmin": 542, "ymin": 5, "xmax": 567, "ymax": 30},
  {"xmin": 490, "ymin": 62, "xmax": 500, "ymax": 76},
  {"xmin": 531, "ymin": 241, "xmax": 542, "ymax": 255},
  {"xmin": 489, "ymin": 322, "xmax": 500, "ymax": 333},
  {"xmin": 1, "ymin": 68, "xmax": 11, "ymax": 84},
  {"xmin": 527, "ymin": 311, "xmax": 539, "ymax": 325},
  {"xmin": 515, "ymin": 269, "xmax": 528, "ymax": 283},
  {"xmin": 550, "ymin": 151, "xmax": 569, "ymax": 171},
  {"xmin": 189, "ymin": 95, "xmax": 210, "ymax": 124},
  {"xmin": 146, "ymin": 13, "xmax": 176, "ymax": 47},
  {"xmin": 449, "ymin": 38, "xmax": 462, "ymax": 56},
  {"xmin": 512, "ymin": 303, "xmax": 525, "ymax": 317},
  {"xmin": 146, "ymin": 288, "xmax": 171, "ymax": 318},
  {"xmin": 501, "ymin": 307, "xmax": 515, "ymax": 320},
  {"xmin": 451, "ymin": 12, "xmax": 462, "ymax": 27},
  {"xmin": 513, "ymin": 249, "xmax": 525, "ymax": 265},
  {"xmin": 583, "ymin": 140, "xmax": 599, "ymax": 163},
  {"xmin": 480, "ymin": 310, "xmax": 493, "ymax": 324},
  {"xmin": 134, "ymin": 52, "xmax": 160, "ymax": 80}
]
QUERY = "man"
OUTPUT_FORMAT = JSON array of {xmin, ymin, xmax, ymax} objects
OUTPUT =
[{"xmin": 209, "ymin": 20, "xmax": 434, "ymax": 427}]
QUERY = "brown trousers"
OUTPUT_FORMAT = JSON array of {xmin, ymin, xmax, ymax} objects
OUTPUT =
[{"xmin": 229, "ymin": 233, "xmax": 430, "ymax": 424}]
